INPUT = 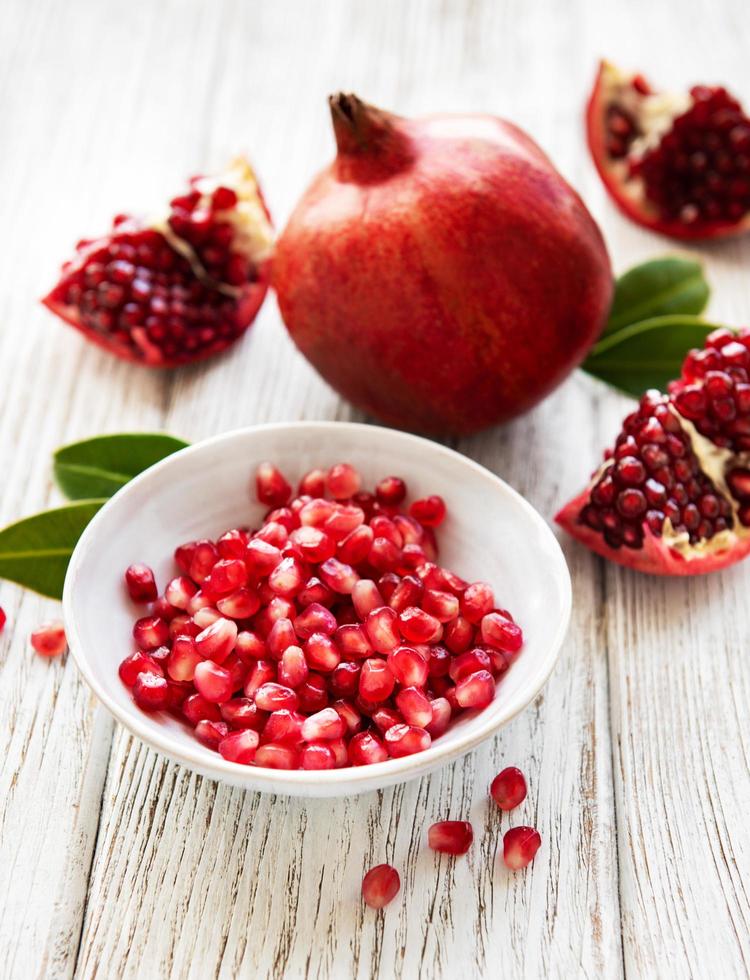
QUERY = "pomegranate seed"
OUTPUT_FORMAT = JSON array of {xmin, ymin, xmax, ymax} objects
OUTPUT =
[
  {"xmin": 324, "ymin": 505, "xmax": 365, "ymax": 540},
  {"xmin": 262, "ymin": 708, "xmax": 304, "ymax": 745},
  {"xmin": 257, "ymin": 520, "xmax": 290, "ymax": 549},
  {"xmin": 174, "ymin": 540, "xmax": 198, "ymax": 574},
  {"xmin": 204, "ymin": 558, "xmax": 248, "ymax": 597},
  {"xmin": 455, "ymin": 669, "xmax": 495, "ymax": 709},
  {"xmin": 319, "ymin": 557, "xmax": 359, "ymax": 594},
  {"xmin": 195, "ymin": 617, "xmax": 237, "ymax": 664},
  {"xmin": 449, "ymin": 648, "xmax": 492, "ymax": 683},
  {"xmin": 299, "ymin": 497, "xmax": 336, "ymax": 528},
  {"xmin": 217, "ymin": 528, "xmax": 249, "ymax": 559},
  {"xmin": 301, "ymin": 742, "xmax": 336, "ymax": 769},
  {"xmin": 334, "ymin": 623, "xmax": 373, "ymax": 659},
  {"xmin": 428, "ymin": 820, "xmax": 473, "ymax": 855},
  {"xmin": 0, "ymin": 607, "xmax": 6, "ymax": 631},
  {"xmin": 399, "ymin": 606, "xmax": 442, "ymax": 643},
  {"xmin": 368, "ymin": 536, "xmax": 402, "ymax": 572},
  {"xmin": 384, "ymin": 724, "xmax": 431, "ymax": 757},
  {"xmin": 183, "ymin": 693, "xmax": 222, "ymax": 725},
  {"xmin": 189, "ymin": 540, "xmax": 219, "ymax": 583},
  {"xmin": 294, "ymin": 602, "xmax": 337, "ymax": 639},
  {"xmin": 125, "ymin": 563, "xmax": 158, "ymax": 602},
  {"xmin": 428, "ymin": 645, "xmax": 451, "ymax": 677},
  {"xmin": 133, "ymin": 671, "xmax": 169, "ymax": 710},
  {"xmin": 331, "ymin": 699, "xmax": 363, "ymax": 734},
  {"xmin": 119, "ymin": 650, "xmax": 163, "ymax": 686},
  {"xmin": 187, "ymin": 590, "xmax": 214, "ymax": 615},
  {"xmin": 410, "ymin": 495, "xmax": 446, "ymax": 526},
  {"xmin": 219, "ymin": 697, "xmax": 266, "ymax": 731},
  {"xmin": 330, "ymin": 661, "xmax": 361, "ymax": 697},
  {"xmin": 422, "ymin": 589, "xmax": 459, "ymax": 622},
  {"xmin": 301, "ymin": 706, "xmax": 346, "ymax": 741},
  {"xmin": 256, "ymin": 462, "xmax": 292, "ymax": 507},
  {"xmin": 359, "ymin": 658, "xmax": 396, "ymax": 702},
  {"xmin": 245, "ymin": 539, "xmax": 282, "ymax": 578},
  {"xmin": 503, "ymin": 826, "xmax": 542, "ymax": 870},
  {"xmin": 348, "ymin": 731, "xmax": 388, "ymax": 765},
  {"xmin": 491, "ymin": 766, "xmax": 528, "ymax": 810},
  {"xmin": 279, "ymin": 645, "xmax": 309, "ymax": 688},
  {"xmin": 133, "ymin": 616, "xmax": 169, "ymax": 651},
  {"xmin": 338, "ymin": 525, "xmax": 374, "ymax": 564},
  {"xmin": 244, "ymin": 659, "xmax": 276, "ymax": 699},
  {"xmin": 194, "ymin": 660, "xmax": 235, "ymax": 702},
  {"xmin": 362, "ymin": 864, "xmax": 400, "ymax": 909},
  {"xmin": 377, "ymin": 572, "xmax": 400, "ymax": 602},
  {"xmin": 365, "ymin": 606, "xmax": 400, "ymax": 653},
  {"xmin": 254, "ymin": 743, "xmax": 300, "ymax": 769},
  {"xmin": 290, "ymin": 525, "xmax": 336, "ymax": 563},
  {"xmin": 216, "ymin": 587, "xmax": 260, "ymax": 619},
  {"xmin": 218, "ymin": 728, "xmax": 259, "ymax": 764},
  {"xmin": 255, "ymin": 682, "xmax": 299, "ymax": 712},
  {"xmin": 297, "ymin": 674, "xmax": 329, "ymax": 713},
  {"xmin": 426, "ymin": 697, "xmax": 451, "ymax": 737},
  {"xmin": 481, "ymin": 613, "xmax": 523, "ymax": 653},
  {"xmin": 298, "ymin": 576, "xmax": 335, "ymax": 608},
  {"xmin": 195, "ymin": 719, "xmax": 229, "ymax": 750},
  {"xmin": 327, "ymin": 736, "xmax": 348, "ymax": 766},
  {"xmin": 388, "ymin": 575, "xmax": 424, "ymax": 613},
  {"xmin": 370, "ymin": 515, "xmax": 403, "ymax": 546},
  {"xmin": 352, "ymin": 579, "xmax": 384, "ymax": 618},
  {"xmin": 235, "ymin": 630, "xmax": 266, "ymax": 662},
  {"xmin": 376, "ymin": 476, "xmax": 407, "ymax": 506},
  {"xmin": 327, "ymin": 462, "xmax": 361, "ymax": 499},
  {"xmin": 371, "ymin": 706, "xmax": 403, "ymax": 732},
  {"xmin": 304, "ymin": 632, "xmax": 341, "ymax": 672},
  {"xmin": 387, "ymin": 645, "xmax": 429, "ymax": 686},
  {"xmin": 267, "ymin": 556, "xmax": 306, "ymax": 597},
  {"xmin": 167, "ymin": 635, "xmax": 202, "ymax": 682},
  {"xmin": 395, "ymin": 686, "xmax": 433, "ymax": 727},
  {"xmin": 267, "ymin": 618, "xmax": 298, "ymax": 658},
  {"xmin": 165, "ymin": 575, "xmax": 198, "ymax": 609},
  {"xmin": 193, "ymin": 606, "xmax": 221, "ymax": 629},
  {"xmin": 299, "ymin": 468, "xmax": 327, "ymax": 496}
]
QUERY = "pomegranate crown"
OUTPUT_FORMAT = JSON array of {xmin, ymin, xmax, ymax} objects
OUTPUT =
[{"xmin": 328, "ymin": 93, "xmax": 413, "ymax": 177}]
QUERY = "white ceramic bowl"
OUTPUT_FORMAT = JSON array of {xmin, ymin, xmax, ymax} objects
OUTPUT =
[{"xmin": 63, "ymin": 422, "xmax": 571, "ymax": 797}]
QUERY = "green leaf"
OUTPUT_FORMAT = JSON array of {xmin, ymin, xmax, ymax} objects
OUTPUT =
[
  {"xmin": 583, "ymin": 315, "xmax": 723, "ymax": 397},
  {"xmin": 0, "ymin": 500, "xmax": 105, "ymax": 599},
  {"xmin": 54, "ymin": 432, "xmax": 188, "ymax": 500},
  {"xmin": 604, "ymin": 257, "xmax": 710, "ymax": 337}
]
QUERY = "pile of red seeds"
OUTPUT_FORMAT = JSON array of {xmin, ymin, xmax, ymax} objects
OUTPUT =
[
  {"xmin": 362, "ymin": 765, "xmax": 541, "ymax": 908},
  {"xmin": 118, "ymin": 462, "xmax": 524, "ymax": 770}
]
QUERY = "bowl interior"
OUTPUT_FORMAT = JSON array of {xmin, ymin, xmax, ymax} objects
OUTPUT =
[{"xmin": 64, "ymin": 423, "xmax": 570, "ymax": 792}]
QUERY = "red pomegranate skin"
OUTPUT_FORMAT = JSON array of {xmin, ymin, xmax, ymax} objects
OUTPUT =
[{"xmin": 273, "ymin": 96, "xmax": 613, "ymax": 435}]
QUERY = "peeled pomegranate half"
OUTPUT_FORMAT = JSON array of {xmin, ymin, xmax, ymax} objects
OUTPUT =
[
  {"xmin": 587, "ymin": 61, "xmax": 750, "ymax": 240},
  {"xmin": 273, "ymin": 94, "xmax": 613, "ymax": 435},
  {"xmin": 43, "ymin": 158, "xmax": 273, "ymax": 366},
  {"xmin": 556, "ymin": 328, "xmax": 750, "ymax": 575}
]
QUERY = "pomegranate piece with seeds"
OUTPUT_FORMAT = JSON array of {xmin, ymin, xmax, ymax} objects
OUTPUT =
[
  {"xmin": 361, "ymin": 864, "xmax": 401, "ymax": 909},
  {"xmin": 557, "ymin": 330, "xmax": 750, "ymax": 574},
  {"xmin": 42, "ymin": 158, "xmax": 273, "ymax": 366},
  {"xmin": 120, "ymin": 460, "xmax": 525, "ymax": 769},
  {"xmin": 490, "ymin": 766, "xmax": 528, "ymax": 811},
  {"xmin": 428, "ymin": 820, "xmax": 474, "ymax": 855},
  {"xmin": 503, "ymin": 826, "xmax": 542, "ymax": 870},
  {"xmin": 587, "ymin": 61, "xmax": 750, "ymax": 240},
  {"xmin": 30, "ymin": 620, "xmax": 67, "ymax": 657}
]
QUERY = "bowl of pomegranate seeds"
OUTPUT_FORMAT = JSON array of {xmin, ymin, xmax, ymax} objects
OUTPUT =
[{"xmin": 63, "ymin": 422, "xmax": 571, "ymax": 796}]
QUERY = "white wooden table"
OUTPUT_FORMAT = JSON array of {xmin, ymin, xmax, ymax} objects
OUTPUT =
[{"xmin": 2, "ymin": 0, "xmax": 750, "ymax": 976}]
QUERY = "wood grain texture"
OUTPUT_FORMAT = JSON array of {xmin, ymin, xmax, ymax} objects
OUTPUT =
[{"xmin": 0, "ymin": 0, "xmax": 748, "ymax": 977}]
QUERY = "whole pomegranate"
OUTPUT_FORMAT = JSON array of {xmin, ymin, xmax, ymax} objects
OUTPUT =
[
  {"xmin": 43, "ymin": 158, "xmax": 273, "ymax": 366},
  {"xmin": 273, "ymin": 94, "xmax": 613, "ymax": 435},
  {"xmin": 557, "ymin": 328, "xmax": 750, "ymax": 575},
  {"xmin": 587, "ymin": 61, "xmax": 750, "ymax": 239}
]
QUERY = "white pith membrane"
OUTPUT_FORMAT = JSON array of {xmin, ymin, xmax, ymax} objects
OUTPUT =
[
  {"xmin": 158, "ymin": 156, "xmax": 274, "ymax": 296},
  {"xmin": 585, "ymin": 401, "xmax": 750, "ymax": 560},
  {"xmin": 598, "ymin": 61, "xmax": 692, "ymax": 207}
]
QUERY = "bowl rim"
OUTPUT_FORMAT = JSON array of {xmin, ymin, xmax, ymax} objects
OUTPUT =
[{"xmin": 63, "ymin": 420, "xmax": 572, "ymax": 788}]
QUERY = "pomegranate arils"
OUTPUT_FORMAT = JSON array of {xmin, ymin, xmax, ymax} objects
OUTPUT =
[
  {"xmin": 428, "ymin": 820, "xmax": 473, "ymax": 855},
  {"xmin": 121, "ymin": 463, "xmax": 524, "ymax": 769},
  {"xmin": 491, "ymin": 766, "xmax": 528, "ymax": 811},
  {"xmin": 409, "ymin": 495, "xmax": 446, "ymax": 527},
  {"xmin": 362, "ymin": 864, "xmax": 401, "ymax": 909},
  {"xmin": 0, "ymin": 607, "xmax": 7, "ymax": 632},
  {"xmin": 125, "ymin": 563, "xmax": 158, "ymax": 602},
  {"xmin": 503, "ymin": 826, "xmax": 542, "ymax": 870},
  {"xmin": 29, "ymin": 620, "xmax": 67, "ymax": 657}
]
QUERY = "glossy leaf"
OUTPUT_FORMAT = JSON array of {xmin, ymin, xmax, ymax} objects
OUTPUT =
[
  {"xmin": 583, "ymin": 316, "xmax": 722, "ymax": 397},
  {"xmin": 0, "ymin": 500, "xmax": 105, "ymax": 599},
  {"xmin": 603, "ymin": 257, "xmax": 710, "ymax": 337},
  {"xmin": 54, "ymin": 432, "xmax": 188, "ymax": 500}
]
